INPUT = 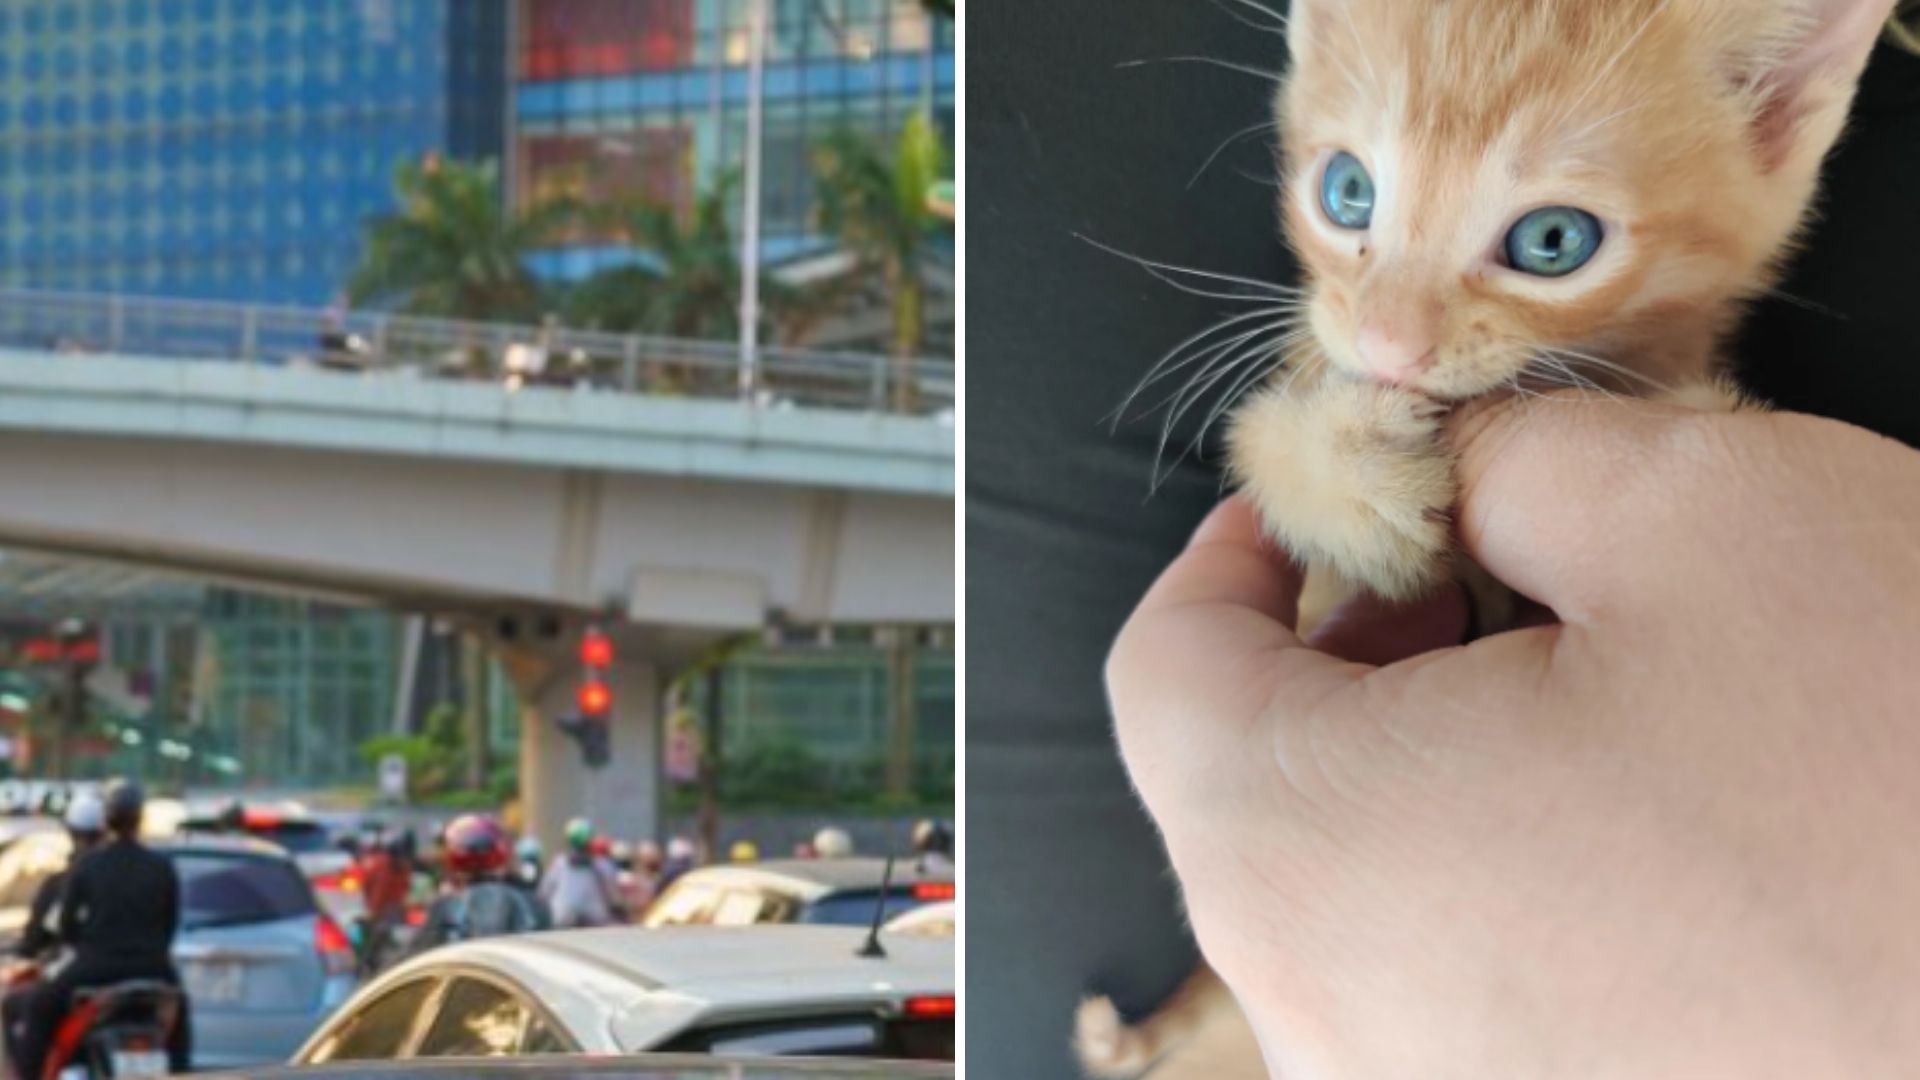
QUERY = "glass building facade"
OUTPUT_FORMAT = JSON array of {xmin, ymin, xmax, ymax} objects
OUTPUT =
[
  {"xmin": 512, "ymin": 0, "xmax": 956, "ymax": 279},
  {"xmin": 0, "ymin": 0, "xmax": 506, "ymax": 305}
]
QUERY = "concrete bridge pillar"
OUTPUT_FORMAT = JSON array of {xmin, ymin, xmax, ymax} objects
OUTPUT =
[{"xmin": 498, "ymin": 639, "xmax": 660, "ymax": 856}]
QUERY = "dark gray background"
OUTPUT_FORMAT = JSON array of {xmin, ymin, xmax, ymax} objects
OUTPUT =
[{"xmin": 966, "ymin": 1, "xmax": 1920, "ymax": 1074}]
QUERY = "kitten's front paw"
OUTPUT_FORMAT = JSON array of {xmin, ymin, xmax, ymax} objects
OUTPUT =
[{"xmin": 1227, "ymin": 378, "xmax": 1456, "ymax": 600}]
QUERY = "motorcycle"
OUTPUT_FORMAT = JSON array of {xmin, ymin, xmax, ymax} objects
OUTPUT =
[
  {"xmin": 42, "ymin": 980, "xmax": 180, "ymax": 1080},
  {"xmin": 5, "ymin": 964, "xmax": 182, "ymax": 1080}
]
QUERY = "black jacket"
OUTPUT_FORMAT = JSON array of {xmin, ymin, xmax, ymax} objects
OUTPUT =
[
  {"xmin": 57, "ymin": 837, "xmax": 179, "ymax": 974},
  {"xmin": 14, "ymin": 869, "xmax": 67, "ymax": 960}
]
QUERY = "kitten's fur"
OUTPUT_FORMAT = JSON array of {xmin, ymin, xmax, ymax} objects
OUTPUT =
[{"xmin": 1083, "ymin": 0, "xmax": 1894, "ymax": 1073}]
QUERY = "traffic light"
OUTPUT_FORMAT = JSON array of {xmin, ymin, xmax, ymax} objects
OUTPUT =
[
  {"xmin": 579, "ymin": 627, "xmax": 613, "ymax": 668},
  {"xmin": 557, "ymin": 625, "xmax": 613, "ymax": 769},
  {"xmin": 556, "ymin": 713, "xmax": 611, "ymax": 768}
]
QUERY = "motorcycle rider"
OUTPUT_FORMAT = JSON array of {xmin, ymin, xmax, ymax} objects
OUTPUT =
[
  {"xmin": 405, "ymin": 815, "xmax": 548, "ymax": 957},
  {"xmin": 539, "ymin": 818, "xmax": 625, "ymax": 928},
  {"xmin": 18, "ymin": 780, "xmax": 188, "ymax": 1078},
  {"xmin": 354, "ymin": 828, "xmax": 415, "ymax": 975},
  {"xmin": 911, "ymin": 818, "xmax": 955, "ymax": 874},
  {"xmin": 512, "ymin": 837, "xmax": 543, "ymax": 890},
  {"xmin": 2, "ymin": 794, "xmax": 106, "ymax": 1068}
]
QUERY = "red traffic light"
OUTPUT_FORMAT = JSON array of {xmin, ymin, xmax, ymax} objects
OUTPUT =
[
  {"xmin": 576, "ymin": 679, "xmax": 612, "ymax": 717},
  {"xmin": 579, "ymin": 629, "xmax": 613, "ymax": 668}
]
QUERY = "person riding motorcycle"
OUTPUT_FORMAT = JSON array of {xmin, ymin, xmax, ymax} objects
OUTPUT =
[
  {"xmin": 538, "ymin": 818, "xmax": 625, "ymax": 929},
  {"xmin": 1, "ymin": 794, "xmax": 106, "ymax": 1068},
  {"xmin": 352, "ymin": 828, "xmax": 415, "ymax": 976},
  {"xmin": 16, "ymin": 780, "xmax": 189, "ymax": 1078},
  {"xmin": 657, "ymin": 836, "xmax": 699, "ymax": 891},
  {"xmin": 404, "ymin": 815, "xmax": 548, "ymax": 957},
  {"xmin": 812, "ymin": 826, "xmax": 855, "ymax": 859},
  {"xmin": 512, "ymin": 837, "xmax": 543, "ymax": 890},
  {"xmin": 911, "ymin": 818, "xmax": 955, "ymax": 873}
]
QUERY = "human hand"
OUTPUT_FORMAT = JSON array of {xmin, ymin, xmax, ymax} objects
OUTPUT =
[{"xmin": 1108, "ymin": 394, "xmax": 1920, "ymax": 1078}]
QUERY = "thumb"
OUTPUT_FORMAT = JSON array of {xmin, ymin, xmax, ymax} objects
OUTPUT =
[{"xmin": 1446, "ymin": 392, "xmax": 1733, "ymax": 622}]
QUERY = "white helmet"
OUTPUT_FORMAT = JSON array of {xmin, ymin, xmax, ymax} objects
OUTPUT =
[
  {"xmin": 666, "ymin": 836, "xmax": 696, "ymax": 861},
  {"xmin": 64, "ymin": 793, "xmax": 105, "ymax": 834},
  {"xmin": 812, "ymin": 826, "xmax": 854, "ymax": 858}
]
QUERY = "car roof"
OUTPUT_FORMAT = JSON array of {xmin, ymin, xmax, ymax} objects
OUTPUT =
[
  {"xmin": 152, "ymin": 834, "xmax": 294, "ymax": 860},
  {"xmin": 883, "ymin": 900, "xmax": 955, "ymax": 934},
  {"xmin": 353, "ymin": 925, "xmax": 952, "ymax": 1053},
  {"xmin": 199, "ymin": 1054, "xmax": 952, "ymax": 1079},
  {"xmin": 670, "ymin": 857, "xmax": 951, "ymax": 900}
]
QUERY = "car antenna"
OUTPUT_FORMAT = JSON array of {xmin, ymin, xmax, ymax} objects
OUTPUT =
[{"xmin": 857, "ymin": 853, "xmax": 896, "ymax": 958}]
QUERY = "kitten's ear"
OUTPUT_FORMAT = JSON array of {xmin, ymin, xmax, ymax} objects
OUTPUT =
[{"xmin": 1743, "ymin": 0, "xmax": 1897, "ymax": 170}]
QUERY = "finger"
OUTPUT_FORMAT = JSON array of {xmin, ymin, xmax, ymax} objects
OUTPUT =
[
  {"xmin": 1446, "ymin": 391, "xmax": 1732, "ymax": 621},
  {"xmin": 1107, "ymin": 498, "xmax": 1359, "ymax": 788},
  {"xmin": 1305, "ymin": 582, "xmax": 1470, "ymax": 665}
]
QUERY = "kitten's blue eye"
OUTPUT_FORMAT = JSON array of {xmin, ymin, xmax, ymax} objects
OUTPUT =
[
  {"xmin": 1319, "ymin": 151, "xmax": 1374, "ymax": 230},
  {"xmin": 1503, "ymin": 207, "xmax": 1603, "ymax": 278}
]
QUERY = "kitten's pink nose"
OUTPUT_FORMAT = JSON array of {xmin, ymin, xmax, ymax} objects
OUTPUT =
[{"xmin": 1355, "ymin": 323, "xmax": 1437, "ymax": 384}]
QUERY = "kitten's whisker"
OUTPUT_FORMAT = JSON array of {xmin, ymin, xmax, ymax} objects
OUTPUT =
[
  {"xmin": 1152, "ymin": 326, "xmax": 1308, "ymax": 483},
  {"xmin": 1557, "ymin": 0, "xmax": 1670, "ymax": 130},
  {"xmin": 1755, "ymin": 286, "xmax": 1849, "ymax": 321},
  {"xmin": 1230, "ymin": 165, "xmax": 1285, "ymax": 189},
  {"xmin": 1152, "ymin": 340, "xmax": 1274, "ymax": 488},
  {"xmin": 1336, "ymin": 3, "xmax": 1382, "ymax": 91},
  {"xmin": 1207, "ymin": 0, "xmax": 1289, "ymax": 35},
  {"xmin": 1537, "ymin": 345, "xmax": 1674, "ymax": 395},
  {"xmin": 1115, "ymin": 56, "xmax": 1283, "ymax": 84},
  {"xmin": 1186, "ymin": 331, "xmax": 1313, "ymax": 459},
  {"xmin": 1561, "ymin": 100, "xmax": 1650, "ymax": 146},
  {"xmin": 1122, "ymin": 312, "xmax": 1303, "ymax": 425},
  {"xmin": 1074, "ymin": 233, "xmax": 1304, "ymax": 299},
  {"xmin": 1189, "ymin": 119, "xmax": 1281, "ymax": 189},
  {"xmin": 1112, "ymin": 304, "xmax": 1303, "ymax": 425},
  {"xmin": 1135, "ymin": 314, "xmax": 1303, "ymax": 420}
]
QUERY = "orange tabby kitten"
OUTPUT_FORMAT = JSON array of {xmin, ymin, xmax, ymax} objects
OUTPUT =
[{"xmin": 1083, "ymin": 0, "xmax": 1895, "ymax": 1073}]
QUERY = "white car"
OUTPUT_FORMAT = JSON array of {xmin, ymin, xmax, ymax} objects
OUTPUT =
[
  {"xmin": 882, "ymin": 901, "xmax": 955, "ymax": 938},
  {"xmin": 295, "ymin": 925, "xmax": 954, "ymax": 1063}
]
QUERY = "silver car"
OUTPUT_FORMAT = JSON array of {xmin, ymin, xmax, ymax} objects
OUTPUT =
[
  {"xmin": 296, "ymin": 925, "xmax": 954, "ymax": 1063},
  {"xmin": 0, "ymin": 832, "xmax": 357, "ymax": 1070}
]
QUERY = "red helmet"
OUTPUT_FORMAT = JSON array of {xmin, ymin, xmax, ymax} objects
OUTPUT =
[
  {"xmin": 589, "ymin": 835, "xmax": 612, "ymax": 858},
  {"xmin": 442, "ymin": 814, "xmax": 509, "ymax": 876}
]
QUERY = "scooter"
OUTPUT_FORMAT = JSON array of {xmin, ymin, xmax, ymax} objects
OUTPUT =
[
  {"xmin": 5, "ymin": 963, "xmax": 182, "ymax": 1080},
  {"xmin": 41, "ymin": 980, "xmax": 180, "ymax": 1080}
]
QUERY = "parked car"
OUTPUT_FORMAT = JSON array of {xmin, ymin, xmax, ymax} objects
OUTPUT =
[
  {"xmin": 642, "ymin": 858, "xmax": 955, "ymax": 929},
  {"xmin": 882, "ymin": 901, "xmax": 954, "ymax": 938},
  {"xmin": 198, "ymin": 1056, "xmax": 952, "ymax": 1079},
  {"xmin": 0, "ymin": 831, "xmax": 357, "ymax": 1069},
  {"xmin": 295, "ymin": 925, "xmax": 954, "ymax": 1063}
]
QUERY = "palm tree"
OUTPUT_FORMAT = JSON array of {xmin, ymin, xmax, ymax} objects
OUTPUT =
[
  {"xmin": 811, "ymin": 111, "xmax": 949, "ymax": 409},
  {"xmin": 348, "ymin": 157, "xmax": 574, "ymax": 324},
  {"xmin": 566, "ymin": 175, "xmax": 845, "ymax": 347}
]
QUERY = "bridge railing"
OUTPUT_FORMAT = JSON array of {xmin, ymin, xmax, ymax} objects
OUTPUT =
[{"xmin": 0, "ymin": 288, "xmax": 955, "ymax": 416}]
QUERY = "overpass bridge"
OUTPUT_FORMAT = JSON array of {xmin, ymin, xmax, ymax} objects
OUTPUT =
[{"xmin": 0, "ymin": 289, "xmax": 955, "ymax": 844}]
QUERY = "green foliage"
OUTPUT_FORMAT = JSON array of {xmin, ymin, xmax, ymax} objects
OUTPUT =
[
  {"xmin": 719, "ymin": 737, "xmax": 836, "ymax": 808},
  {"xmin": 349, "ymin": 157, "xmax": 574, "ymax": 322},
  {"xmin": 566, "ymin": 175, "xmax": 845, "ymax": 346},
  {"xmin": 812, "ymin": 111, "xmax": 949, "ymax": 400},
  {"xmin": 356, "ymin": 703, "xmax": 497, "ymax": 802}
]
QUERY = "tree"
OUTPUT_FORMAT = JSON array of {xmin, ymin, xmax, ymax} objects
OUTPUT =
[
  {"xmin": 566, "ymin": 175, "xmax": 846, "ymax": 347},
  {"xmin": 811, "ymin": 111, "xmax": 949, "ymax": 409},
  {"xmin": 348, "ymin": 157, "xmax": 573, "ymax": 323}
]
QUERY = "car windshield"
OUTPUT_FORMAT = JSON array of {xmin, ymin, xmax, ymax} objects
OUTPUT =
[
  {"xmin": 800, "ymin": 890, "xmax": 932, "ymax": 927},
  {"xmin": 661, "ymin": 1016, "xmax": 955, "ymax": 1062},
  {"xmin": 174, "ymin": 852, "xmax": 315, "ymax": 929},
  {"xmin": 182, "ymin": 817, "xmax": 330, "ymax": 855}
]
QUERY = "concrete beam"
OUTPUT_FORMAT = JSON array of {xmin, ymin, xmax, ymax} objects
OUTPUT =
[{"xmin": 0, "ymin": 350, "xmax": 952, "ymax": 497}]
